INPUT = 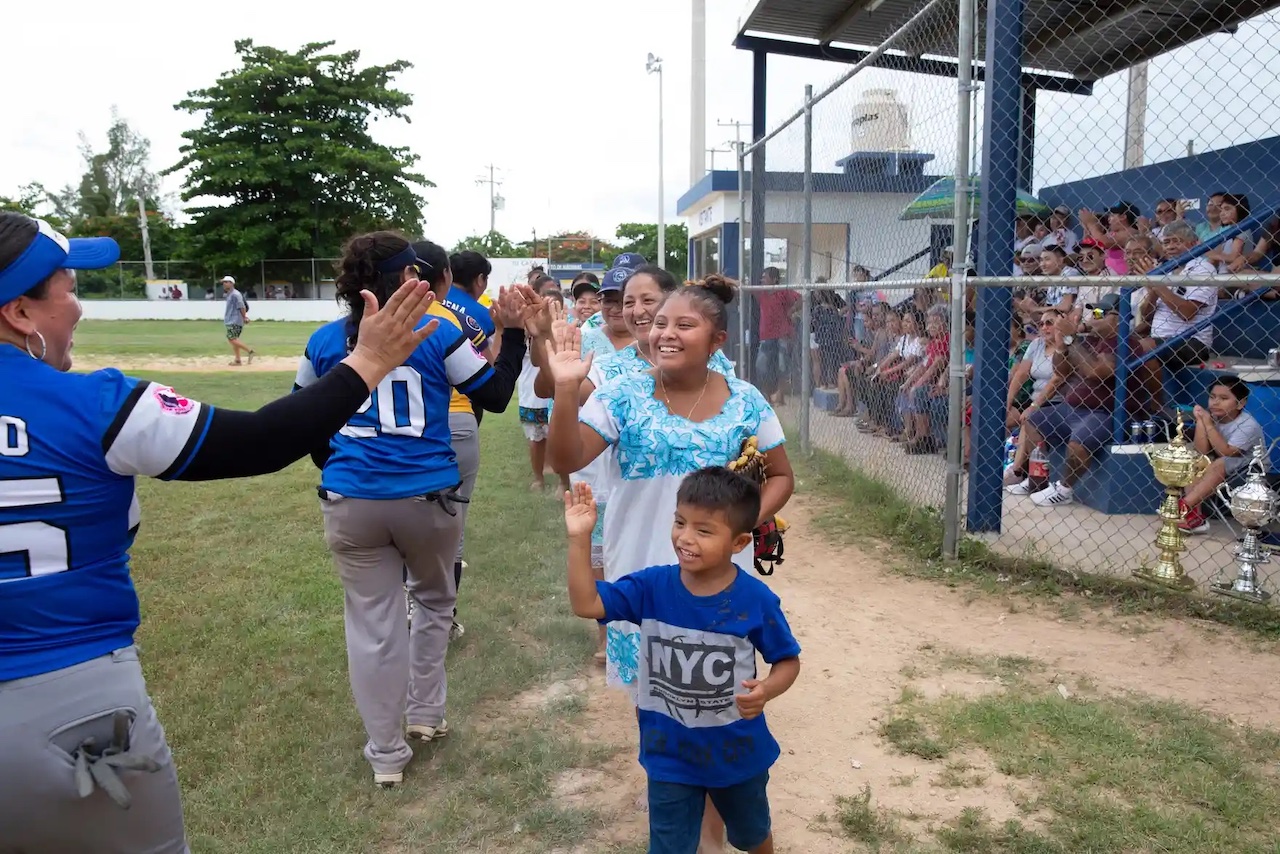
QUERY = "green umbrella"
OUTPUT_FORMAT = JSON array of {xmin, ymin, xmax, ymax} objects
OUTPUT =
[{"xmin": 900, "ymin": 177, "xmax": 1052, "ymax": 221}]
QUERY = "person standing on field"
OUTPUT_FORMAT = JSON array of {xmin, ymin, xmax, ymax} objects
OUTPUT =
[
  {"xmin": 296, "ymin": 233, "xmax": 535, "ymax": 788},
  {"xmin": 221, "ymin": 276, "xmax": 254, "ymax": 366}
]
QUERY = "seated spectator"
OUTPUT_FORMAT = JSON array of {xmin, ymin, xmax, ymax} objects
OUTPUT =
[
  {"xmin": 1012, "ymin": 215, "xmax": 1039, "ymax": 274},
  {"xmin": 1204, "ymin": 193, "xmax": 1254, "ymax": 280},
  {"xmin": 1039, "ymin": 245, "xmax": 1080, "ymax": 313},
  {"xmin": 1136, "ymin": 221, "xmax": 1217, "ymax": 392},
  {"xmin": 1074, "ymin": 237, "xmax": 1115, "ymax": 309},
  {"xmin": 1041, "ymin": 206, "xmax": 1079, "ymax": 253},
  {"xmin": 1179, "ymin": 375, "xmax": 1267, "ymax": 534},
  {"xmin": 1122, "ymin": 235, "xmax": 1158, "ymax": 335},
  {"xmin": 1004, "ymin": 308, "xmax": 1067, "ymax": 487},
  {"xmin": 898, "ymin": 305, "xmax": 950, "ymax": 454},
  {"xmin": 1016, "ymin": 295, "xmax": 1160, "ymax": 507},
  {"xmin": 1017, "ymin": 243, "xmax": 1043, "ymax": 279},
  {"xmin": 1195, "ymin": 192, "xmax": 1228, "ymax": 243},
  {"xmin": 812, "ymin": 289, "xmax": 849, "ymax": 389},
  {"xmin": 926, "ymin": 246, "xmax": 952, "ymax": 280},
  {"xmin": 1079, "ymin": 203, "xmax": 1139, "ymax": 275},
  {"xmin": 1145, "ymin": 198, "xmax": 1181, "ymax": 242},
  {"xmin": 863, "ymin": 311, "xmax": 924, "ymax": 436},
  {"xmin": 1241, "ymin": 217, "xmax": 1280, "ymax": 300},
  {"xmin": 835, "ymin": 303, "xmax": 891, "ymax": 417}
]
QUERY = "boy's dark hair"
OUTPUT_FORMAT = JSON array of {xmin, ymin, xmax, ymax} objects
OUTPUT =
[
  {"xmin": 1211, "ymin": 374, "xmax": 1250, "ymax": 401},
  {"xmin": 676, "ymin": 467, "xmax": 762, "ymax": 537}
]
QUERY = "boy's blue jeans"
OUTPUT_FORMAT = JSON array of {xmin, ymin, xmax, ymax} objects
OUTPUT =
[{"xmin": 647, "ymin": 771, "xmax": 772, "ymax": 854}]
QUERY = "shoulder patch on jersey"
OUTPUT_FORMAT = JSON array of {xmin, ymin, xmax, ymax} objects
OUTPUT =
[
  {"xmin": 465, "ymin": 314, "xmax": 482, "ymax": 334},
  {"xmin": 153, "ymin": 386, "xmax": 195, "ymax": 415}
]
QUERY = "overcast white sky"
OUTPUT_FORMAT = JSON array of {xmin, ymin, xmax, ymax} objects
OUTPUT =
[
  {"xmin": 5, "ymin": 1, "xmax": 1279, "ymax": 255},
  {"xmin": 2, "ymin": 0, "xmax": 872, "ymax": 249}
]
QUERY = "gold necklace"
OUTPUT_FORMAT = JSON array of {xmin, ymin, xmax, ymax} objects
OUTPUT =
[{"xmin": 659, "ymin": 369, "xmax": 711, "ymax": 420}]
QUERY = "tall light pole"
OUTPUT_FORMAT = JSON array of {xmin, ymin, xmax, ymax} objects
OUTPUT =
[{"xmin": 647, "ymin": 52, "xmax": 665, "ymax": 269}]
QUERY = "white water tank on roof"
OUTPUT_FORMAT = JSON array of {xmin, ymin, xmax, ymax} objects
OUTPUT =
[{"xmin": 851, "ymin": 88, "xmax": 911, "ymax": 152}]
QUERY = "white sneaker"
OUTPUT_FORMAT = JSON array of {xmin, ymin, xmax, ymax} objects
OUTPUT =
[
  {"xmin": 449, "ymin": 620, "xmax": 465, "ymax": 641},
  {"xmin": 374, "ymin": 770, "xmax": 404, "ymax": 788},
  {"xmin": 1006, "ymin": 478, "xmax": 1033, "ymax": 495},
  {"xmin": 1002, "ymin": 463, "xmax": 1026, "ymax": 486},
  {"xmin": 1031, "ymin": 481, "xmax": 1075, "ymax": 507},
  {"xmin": 407, "ymin": 720, "xmax": 449, "ymax": 742}
]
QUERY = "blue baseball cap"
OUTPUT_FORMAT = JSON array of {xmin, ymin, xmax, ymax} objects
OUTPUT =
[
  {"xmin": 600, "ymin": 266, "xmax": 634, "ymax": 292},
  {"xmin": 612, "ymin": 252, "xmax": 646, "ymax": 269},
  {"xmin": 0, "ymin": 217, "xmax": 120, "ymax": 304}
]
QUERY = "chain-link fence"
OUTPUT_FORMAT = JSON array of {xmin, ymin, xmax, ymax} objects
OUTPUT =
[
  {"xmin": 736, "ymin": 0, "xmax": 1280, "ymax": 602},
  {"xmin": 84, "ymin": 259, "xmax": 341, "ymax": 300}
]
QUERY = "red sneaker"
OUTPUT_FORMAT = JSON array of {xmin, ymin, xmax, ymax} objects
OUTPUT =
[{"xmin": 1179, "ymin": 499, "xmax": 1210, "ymax": 535}]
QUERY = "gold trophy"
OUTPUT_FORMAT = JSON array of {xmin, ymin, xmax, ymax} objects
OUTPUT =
[{"xmin": 1135, "ymin": 411, "xmax": 1208, "ymax": 590}]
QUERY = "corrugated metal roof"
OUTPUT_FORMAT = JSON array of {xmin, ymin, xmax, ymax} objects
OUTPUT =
[{"xmin": 737, "ymin": 0, "xmax": 1279, "ymax": 82}]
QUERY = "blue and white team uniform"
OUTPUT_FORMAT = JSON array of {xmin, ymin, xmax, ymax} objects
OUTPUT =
[
  {"xmin": 296, "ymin": 302, "xmax": 496, "ymax": 783},
  {"xmin": 580, "ymin": 372, "xmax": 784, "ymax": 693},
  {"xmin": 441, "ymin": 285, "xmax": 495, "ymax": 354},
  {"xmin": 597, "ymin": 563, "xmax": 800, "ymax": 849},
  {"xmin": 295, "ymin": 302, "xmax": 492, "ymax": 499},
  {"xmin": 0, "ymin": 350, "xmax": 215, "ymax": 853}
]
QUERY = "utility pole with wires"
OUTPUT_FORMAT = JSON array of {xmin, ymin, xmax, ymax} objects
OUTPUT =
[
  {"xmin": 707, "ymin": 146, "xmax": 732, "ymax": 172},
  {"xmin": 717, "ymin": 118, "xmax": 750, "ymax": 149},
  {"xmin": 475, "ymin": 164, "xmax": 504, "ymax": 234}
]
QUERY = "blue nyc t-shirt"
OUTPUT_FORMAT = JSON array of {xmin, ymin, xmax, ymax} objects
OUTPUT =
[
  {"xmin": 0, "ymin": 346, "xmax": 214, "ymax": 680},
  {"xmin": 294, "ymin": 303, "xmax": 493, "ymax": 499},
  {"xmin": 441, "ymin": 285, "xmax": 495, "ymax": 351},
  {"xmin": 596, "ymin": 564, "xmax": 801, "ymax": 787}
]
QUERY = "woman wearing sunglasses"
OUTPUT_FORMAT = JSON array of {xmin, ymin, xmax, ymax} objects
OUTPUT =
[{"xmin": 1003, "ymin": 308, "xmax": 1067, "ymax": 490}]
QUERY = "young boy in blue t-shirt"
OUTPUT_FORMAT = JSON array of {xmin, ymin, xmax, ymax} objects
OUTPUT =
[{"xmin": 564, "ymin": 467, "xmax": 802, "ymax": 854}]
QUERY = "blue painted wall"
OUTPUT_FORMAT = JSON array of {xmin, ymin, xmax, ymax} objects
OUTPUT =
[{"xmin": 1037, "ymin": 136, "xmax": 1280, "ymax": 227}]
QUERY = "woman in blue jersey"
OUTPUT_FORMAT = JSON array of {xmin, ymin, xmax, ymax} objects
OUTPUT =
[
  {"xmin": 544, "ymin": 275, "xmax": 793, "ymax": 854},
  {"xmin": 439, "ymin": 249, "xmax": 499, "ymax": 640},
  {"xmin": 295, "ymin": 233, "xmax": 532, "ymax": 788},
  {"xmin": 0, "ymin": 212, "xmax": 441, "ymax": 854}
]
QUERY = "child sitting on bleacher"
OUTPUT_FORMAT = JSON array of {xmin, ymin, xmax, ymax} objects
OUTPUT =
[{"xmin": 1179, "ymin": 375, "xmax": 1266, "ymax": 534}]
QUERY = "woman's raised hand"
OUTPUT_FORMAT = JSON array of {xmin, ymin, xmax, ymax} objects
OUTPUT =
[{"xmin": 546, "ymin": 322, "xmax": 592, "ymax": 387}]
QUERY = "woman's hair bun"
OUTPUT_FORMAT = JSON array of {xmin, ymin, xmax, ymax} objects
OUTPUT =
[{"xmin": 696, "ymin": 273, "xmax": 736, "ymax": 305}]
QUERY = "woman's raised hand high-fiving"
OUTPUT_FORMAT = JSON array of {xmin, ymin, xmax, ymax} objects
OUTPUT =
[
  {"xmin": 344, "ymin": 278, "xmax": 439, "ymax": 390},
  {"xmin": 547, "ymin": 321, "xmax": 593, "ymax": 387}
]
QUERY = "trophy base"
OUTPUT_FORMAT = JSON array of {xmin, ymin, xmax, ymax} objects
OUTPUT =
[
  {"xmin": 1133, "ymin": 566, "xmax": 1197, "ymax": 591},
  {"xmin": 1211, "ymin": 581, "xmax": 1272, "ymax": 604}
]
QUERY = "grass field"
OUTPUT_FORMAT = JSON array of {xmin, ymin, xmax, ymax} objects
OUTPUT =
[
  {"xmin": 75, "ymin": 320, "xmax": 322, "ymax": 358},
  {"xmin": 126, "ymin": 372, "xmax": 619, "ymax": 853}
]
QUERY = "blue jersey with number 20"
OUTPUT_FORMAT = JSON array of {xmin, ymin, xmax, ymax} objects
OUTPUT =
[
  {"xmin": 0, "ymin": 345, "xmax": 213, "ymax": 680},
  {"xmin": 295, "ymin": 302, "xmax": 494, "ymax": 499}
]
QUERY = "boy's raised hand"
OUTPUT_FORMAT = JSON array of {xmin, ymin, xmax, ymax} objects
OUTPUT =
[{"xmin": 563, "ymin": 481, "xmax": 598, "ymax": 539}]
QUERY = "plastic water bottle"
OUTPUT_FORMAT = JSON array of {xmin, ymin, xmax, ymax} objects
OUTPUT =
[
  {"xmin": 1027, "ymin": 443, "xmax": 1050, "ymax": 494},
  {"xmin": 1004, "ymin": 430, "xmax": 1019, "ymax": 469}
]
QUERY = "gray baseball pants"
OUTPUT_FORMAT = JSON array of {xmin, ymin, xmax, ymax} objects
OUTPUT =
[
  {"xmin": 322, "ymin": 492, "xmax": 464, "ymax": 776},
  {"xmin": 449, "ymin": 411, "xmax": 480, "ymax": 588},
  {"xmin": 0, "ymin": 646, "xmax": 189, "ymax": 854}
]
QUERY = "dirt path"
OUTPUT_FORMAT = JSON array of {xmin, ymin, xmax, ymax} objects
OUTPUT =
[
  {"xmin": 552, "ymin": 494, "xmax": 1280, "ymax": 853},
  {"xmin": 73, "ymin": 355, "xmax": 299, "ymax": 373}
]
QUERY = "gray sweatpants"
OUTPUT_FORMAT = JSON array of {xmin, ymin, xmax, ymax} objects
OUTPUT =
[
  {"xmin": 449, "ymin": 410, "xmax": 480, "ymax": 576},
  {"xmin": 322, "ymin": 493, "xmax": 464, "ymax": 776},
  {"xmin": 0, "ymin": 646, "xmax": 189, "ymax": 854}
]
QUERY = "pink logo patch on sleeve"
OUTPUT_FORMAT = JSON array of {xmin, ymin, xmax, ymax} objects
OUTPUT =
[{"xmin": 153, "ymin": 386, "xmax": 195, "ymax": 415}]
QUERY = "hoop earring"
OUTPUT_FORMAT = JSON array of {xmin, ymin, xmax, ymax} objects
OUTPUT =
[{"xmin": 24, "ymin": 330, "xmax": 47, "ymax": 362}]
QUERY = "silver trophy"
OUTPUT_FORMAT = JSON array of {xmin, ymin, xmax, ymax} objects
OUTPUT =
[{"xmin": 1212, "ymin": 443, "xmax": 1278, "ymax": 603}]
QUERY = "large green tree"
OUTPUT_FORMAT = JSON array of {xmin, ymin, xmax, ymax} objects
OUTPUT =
[
  {"xmin": 453, "ymin": 230, "xmax": 520, "ymax": 257},
  {"xmin": 611, "ymin": 223, "xmax": 689, "ymax": 276},
  {"xmin": 166, "ymin": 40, "xmax": 430, "ymax": 274}
]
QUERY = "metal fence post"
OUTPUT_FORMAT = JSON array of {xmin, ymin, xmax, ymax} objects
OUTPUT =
[
  {"xmin": 799, "ymin": 84, "xmax": 814, "ymax": 456},
  {"xmin": 943, "ymin": 0, "xmax": 978, "ymax": 560},
  {"xmin": 737, "ymin": 141, "xmax": 748, "ymax": 374}
]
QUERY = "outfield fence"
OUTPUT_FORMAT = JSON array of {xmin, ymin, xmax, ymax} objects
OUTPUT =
[{"xmin": 734, "ymin": 0, "xmax": 1280, "ymax": 601}]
